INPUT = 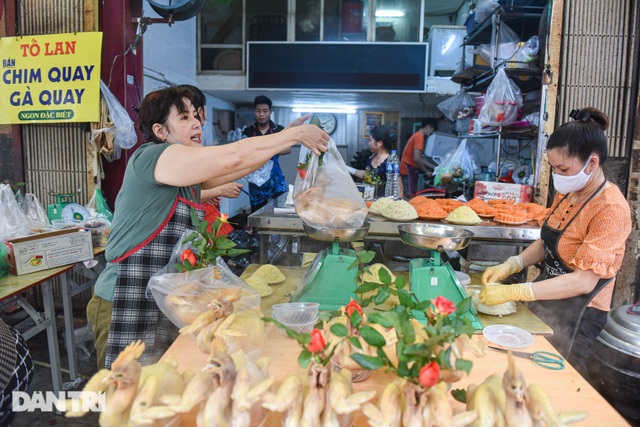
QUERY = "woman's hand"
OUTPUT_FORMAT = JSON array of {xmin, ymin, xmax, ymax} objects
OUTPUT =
[
  {"xmin": 291, "ymin": 124, "xmax": 329, "ymax": 156},
  {"xmin": 215, "ymin": 182, "xmax": 243, "ymax": 199},
  {"xmin": 285, "ymin": 113, "xmax": 313, "ymax": 129}
]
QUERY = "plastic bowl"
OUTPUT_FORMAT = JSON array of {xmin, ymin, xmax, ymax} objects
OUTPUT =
[
  {"xmin": 51, "ymin": 219, "xmax": 83, "ymax": 230},
  {"xmin": 271, "ymin": 302, "xmax": 319, "ymax": 332}
]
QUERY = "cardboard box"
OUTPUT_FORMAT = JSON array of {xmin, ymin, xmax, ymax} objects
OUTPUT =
[
  {"xmin": 473, "ymin": 181, "xmax": 533, "ymax": 203},
  {"xmin": 5, "ymin": 228, "xmax": 94, "ymax": 275}
]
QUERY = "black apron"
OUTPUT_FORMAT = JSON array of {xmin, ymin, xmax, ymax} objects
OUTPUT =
[
  {"xmin": 528, "ymin": 180, "xmax": 610, "ymax": 362},
  {"xmin": 105, "ymin": 188, "xmax": 205, "ymax": 368}
]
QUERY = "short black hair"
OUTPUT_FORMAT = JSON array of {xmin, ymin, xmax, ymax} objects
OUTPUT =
[
  {"xmin": 547, "ymin": 107, "xmax": 609, "ymax": 164},
  {"xmin": 369, "ymin": 125, "xmax": 397, "ymax": 152},
  {"xmin": 421, "ymin": 117, "xmax": 439, "ymax": 131},
  {"xmin": 254, "ymin": 95, "xmax": 272, "ymax": 109},
  {"xmin": 175, "ymin": 84, "xmax": 206, "ymax": 123},
  {"xmin": 138, "ymin": 86, "xmax": 194, "ymax": 144}
]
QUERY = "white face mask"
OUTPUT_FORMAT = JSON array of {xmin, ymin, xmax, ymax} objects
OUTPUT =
[
  {"xmin": 552, "ymin": 156, "xmax": 592, "ymax": 194},
  {"xmin": 164, "ymin": 127, "xmax": 181, "ymax": 145}
]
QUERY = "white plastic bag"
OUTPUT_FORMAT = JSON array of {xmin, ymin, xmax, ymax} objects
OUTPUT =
[
  {"xmin": 478, "ymin": 68, "xmax": 522, "ymax": 127},
  {"xmin": 434, "ymin": 139, "xmax": 476, "ymax": 187},
  {"xmin": 91, "ymin": 81, "xmax": 137, "ymax": 158},
  {"xmin": 293, "ymin": 138, "xmax": 367, "ymax": 230},
  {"xmin": 0, "ymin": 184, "xmax": 29, "ymax": 241},
  {"xmin": 491, "ymin": 19, "xmax": 521, "ymax": 67},
  {"xmin": 148, "ymin": 255, "xmax": 261, "ymax": 329},
  {"xmin": 245, "ymin": 160, "xmax": 274, "ymax": 186},
  {"xmin": 474, "ymin": 0, "xmax": 500, "ymax": 23},
  {"xmin": 437, "ymin": 92, "xmax": 475, "ymax": 122}
]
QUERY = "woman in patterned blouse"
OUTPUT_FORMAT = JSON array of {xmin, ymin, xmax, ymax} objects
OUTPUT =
[
  {"xmin": 478, "ymin": 107, "xmax": 631, "ymax": 378},
  {"xmin": 347, "ymin": 125, "xmax": 403, "ymax": 198}
]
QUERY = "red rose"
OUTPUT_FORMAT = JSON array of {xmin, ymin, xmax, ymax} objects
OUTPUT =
[
  {"xmin": 180, "ymin": 249, "xmax": 197, "ymax": 266},
  {"xmin": 306, "ymin": 329, "xmax": 326, "ymax": 353},
  {"xmin": 419, "ymin": 361, "xmax": 440, "ymax": 388},
  {"xmin": 432, "ymin": 296, "xmax": 456, "ymax": 316},
  {"xmin": 345, "ymin": 299, "xmax": 362, "ymax": 317},
  {"xmin": 297, "ymin": 168, "xmax": 307, "ymax": 179}
]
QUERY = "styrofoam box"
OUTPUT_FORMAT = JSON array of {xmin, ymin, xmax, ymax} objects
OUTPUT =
[
  {"xmin": 6, "ymin": 228, "xmax": 94, "ymax": 275},
  {"xmin": 473, "ymin": 181, "xmax": 533, "ymax": 203}
]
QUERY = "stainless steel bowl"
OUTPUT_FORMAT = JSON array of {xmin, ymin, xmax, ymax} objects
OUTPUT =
[
  {"xmin": 398, "ymin": 223, "xmax": 474, "ymax": 251},
  {"xmin": 302, "ymin": 221, "xmax": 370, "ymax": 242}
]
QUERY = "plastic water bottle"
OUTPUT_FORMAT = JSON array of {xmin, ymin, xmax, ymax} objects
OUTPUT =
[{"xmin": 385, "ymin": 150, "xmax": 400, "ymax": 199}]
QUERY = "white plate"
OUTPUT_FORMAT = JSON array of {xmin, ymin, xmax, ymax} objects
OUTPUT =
[
  {"xmin": 455, "ymin": 271, "xmax": 471, "ymax": 287},
  {"xmin": 482, "ymin": 324, "xmax": 534, "ymax": 348}
]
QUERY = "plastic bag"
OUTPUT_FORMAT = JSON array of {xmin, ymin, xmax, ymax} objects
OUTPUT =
[
  {"xmin": 22, "ymin": 193, "xmax": 49, "ymax": 228},
  {"xmin": 437, "ymin": 92, "xmax": 476, "ymax": 122},
  {"xmin": 492, "ymin": 19, "xmax": 521, "ymax": 67},
  {"xmin": 0, "ymin": 184, "xmax": 29, "ymax": 242},
  {"xmin": 85, "ymin": 188, "xmax": 114, "ymax": 222},
  {"xmin": 478, "ymin": 68, "xmax": 522, "ymax": 126},
  {"xmin": 148, "ymin": 249, "xmax": 261, "ymax": 329},
  {"xmin": 434, "ymin": 139, "xmax": 476, "ymax": 186},
  {"xmin": 474, "ymin": 0, "xmax": 500, "ymax": 23},
  {"xmin": 513, "ymin": 35, "xmax": 539, "ymax": 64},
  {"xmin": 91, "ymin": 80, "xmax": 137, "ymax": 161},
  {"xmin": 293, "ymin": 138, "xmax": 367, "ymax": 230},
  {"xmin": 245, "ymin": 160, "xmax": 274, "ymax": 187}
]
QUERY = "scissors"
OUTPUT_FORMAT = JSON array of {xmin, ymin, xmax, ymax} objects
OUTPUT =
[{"xmin": 488, "ymin": 346, "xmax": 565, "ymax": 370}]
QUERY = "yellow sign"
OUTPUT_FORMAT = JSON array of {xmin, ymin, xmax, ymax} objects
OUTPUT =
[{"xmin": 0, "ymin": 32, "xmax": 102, "ymax": 124}]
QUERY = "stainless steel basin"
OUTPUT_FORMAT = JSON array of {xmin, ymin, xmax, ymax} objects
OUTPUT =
[
  {"xmin": 398, "ymin": 223, "xmax": 474, "ymax": 251},
  {"xmin": 302, "ymin": 221, "xmax": 370, "ymax": 242}
]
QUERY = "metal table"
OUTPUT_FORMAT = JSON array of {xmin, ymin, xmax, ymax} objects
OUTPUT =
[{"xmin": 248, "ymin": 206, "xmax": 541, "ymax": 264}]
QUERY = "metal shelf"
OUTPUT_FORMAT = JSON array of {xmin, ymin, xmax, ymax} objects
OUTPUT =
[{"xmin": 464, "ymin": 5, "xmax": 546, "ymax": 46}]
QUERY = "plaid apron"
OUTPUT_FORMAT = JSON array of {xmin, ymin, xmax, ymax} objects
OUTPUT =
[{"xmin": 105, "ymin": 192, "xmax": 204, "ymax": 367}]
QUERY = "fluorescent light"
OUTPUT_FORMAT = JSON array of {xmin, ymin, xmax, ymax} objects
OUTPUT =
[
  {"xmin": 376, "ymin": 10, "xmax": 404, "ymax": 17},
  {"xmin": 292, "ymin": 107, "xmax": 356, "ymax": 114}
]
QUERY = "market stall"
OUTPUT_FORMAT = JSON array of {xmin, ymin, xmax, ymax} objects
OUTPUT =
[{"xmin": 159, "ymin": 266, "xmax": 626, "ymax": 426}]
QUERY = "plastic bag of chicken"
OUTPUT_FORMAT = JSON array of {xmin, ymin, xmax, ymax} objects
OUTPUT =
[
  {"xmin": 293, "ymin": 138, "xmax": 368, "ymax": 230},
  {"xmin": 148, "ymin": 255, "xmax": 260, "ymax": 329}
]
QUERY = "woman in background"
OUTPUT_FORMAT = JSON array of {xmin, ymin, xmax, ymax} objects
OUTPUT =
[{"xmin": 347, "ymin": 125, "xmax": 403, "ymax": 198}]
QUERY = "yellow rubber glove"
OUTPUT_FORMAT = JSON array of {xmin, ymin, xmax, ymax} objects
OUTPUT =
[
  {"xmin": 478, "ymin": 282, "xmax": 536, "ymax": 306},
  {"xmin": 482, "ymin": 256, "xmax": 524, "ymax": 285}
]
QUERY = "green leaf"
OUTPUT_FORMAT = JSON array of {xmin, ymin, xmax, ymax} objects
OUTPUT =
[
  {"xmin": 374, "ymin": 286, "xmax": 391, "ymax": 305},
  {"xmin": 456, "ymin": 297, "xmax": 472, "ymax": 315},
  {"xmin": 416, "ymin": 300, "xmax": 431, "ymax": 311},
  {"xmin": 368, "ymin": 311, "xmax": 400, "ymax": 330},
  {"xmin": 397, "ymin": 289, "xmax": 414, "ymax": 308},
  {"xmin": 395, "ymin": 275, "xmax": 406, "ymax": 289},
  {"xmin": 397, "ymin": 361, "xmax": 410, "ymax": 377},
  {"xmin": 189, "ymin": 208, "xmax": 200, "ymax": 227},
  {"xmin": 347, "ymin": 258, "xmax": 359, "ymax": 271},
  {"xmin": 401, "ymin": 319, "xmax": 416, "ymax": 344},
  {"xmin": 216, "ymin": 237, "xmax": 236, "ymax": 250},
  {"xmin": 455, "ymin": 358, "xmax": 473, "ymax": 374},
  {"xmin": 330, "ymin": 323, "xmax": 348, "ymax": 337},
  {"xmin": 451, "ymin": 389, "xmax": 467, "ymax": 403},
  {"xmin": 356, "ymin": 250, "xmax": 376, "ymax": 264},
  {"xmin": 182, "ymin": 231, "xmax": 198, "ymax": 243},
  {"xmin": 349, "ymin": 336, "xmax": 363, "ymax": 350},
  {"xmin": 378, "ymin": 267, "xmax": 391, "ymax": 285},
  {"xmin": 360, "ymin": 325, "xmax": 387, "ymax": 347},
  {"xmin": 224, "ymin": 248, "xmax": 251, "ymax": 257},
  {"xmin": 351, "ymin": 311, "xmax": 362, "ymax": 328},
  {"xmin": 404, "ymin": 344, "xmax": 435, "ymax": 357},
  {"xmin": 310, "ymin": 115, "xmax": 322, "ymax": 128},
  {"xmin": 174, "ymin": 263, "xmax": 186, "ymax": 272},
  {"xmin": 298, "ymin": 349, "xmax": 312, "ymax": 368},
  {"xmin": 355, "ymin": 282, "xmax": 380, "ymax": 294},
  {"xmin": 350, "ymin": 353, "xmax": 385, "ymax": 370}
]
